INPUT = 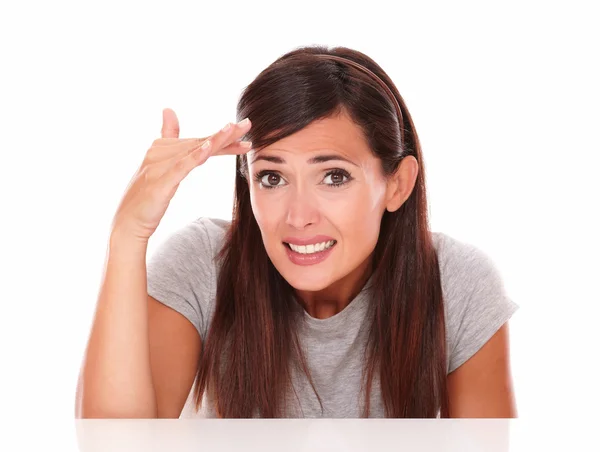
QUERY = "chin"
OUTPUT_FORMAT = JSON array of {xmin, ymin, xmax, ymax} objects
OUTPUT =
[
  {"xmin": 270, "ymin": 257, "xmax": 336, "ymax": 292},
  {"xmin": 282, "ymin": 273, "xmax": 333, "ymax": 292}
]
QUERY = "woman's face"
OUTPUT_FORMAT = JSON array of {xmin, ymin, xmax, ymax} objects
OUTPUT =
[{"xmin": 247, "ymin": 111, "xmax": 409, "ymax": 295}]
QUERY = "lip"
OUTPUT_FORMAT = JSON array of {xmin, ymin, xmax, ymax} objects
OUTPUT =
[
  {"xmin": 282, "ymin": 235, "xmax": 336, "ymax": 246},
  {"xmin": 284, "ymin": 241, "xmax": 336, "ymax": 266}
]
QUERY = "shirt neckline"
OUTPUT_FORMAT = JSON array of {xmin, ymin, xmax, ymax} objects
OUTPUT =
[{"xmin": 300, "ymin": 273, "xmax": 375, "ymax": 330}]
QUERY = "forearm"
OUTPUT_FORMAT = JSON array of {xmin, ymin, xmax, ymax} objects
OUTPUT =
[{"xmin": 76, "ymin": 232, "xmax": 157, "ymax": 418}]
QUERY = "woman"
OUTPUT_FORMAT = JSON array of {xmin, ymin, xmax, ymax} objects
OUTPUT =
[{"xmin": 76, "ymin": 45, "xmax": 519, "ymax": 418}]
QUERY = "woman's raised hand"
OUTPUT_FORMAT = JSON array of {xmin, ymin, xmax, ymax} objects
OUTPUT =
[{"xmin": 111, "ymin": 108, "xmax": 252, "ymax": 243}]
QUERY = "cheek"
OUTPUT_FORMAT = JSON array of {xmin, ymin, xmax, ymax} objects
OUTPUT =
[
  {"xmin": 327, "ymin": 186, "xmax": 385, "ymax": 250},
  {"xmin": 249, "ymin": 188, "xmax": 282, "ymax": 239},
  {"xmin": 326, "ymin": 183, "xmax": 386, "ymax": 222}
]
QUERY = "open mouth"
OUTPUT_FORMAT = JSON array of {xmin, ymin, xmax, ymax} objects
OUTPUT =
[{"xmin": 283, "ymin": 240, "xmax": 337, "ymax": 255}]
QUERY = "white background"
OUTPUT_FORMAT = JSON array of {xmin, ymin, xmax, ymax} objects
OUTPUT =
[{"xmin": 1, "ymin": 0, "xmax": 599, "ymax": 450}]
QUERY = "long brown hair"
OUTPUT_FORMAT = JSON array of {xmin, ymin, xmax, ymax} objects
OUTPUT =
[{"xmin": 193, "ymin": 45, "xmax": 449, "ymax": 418}]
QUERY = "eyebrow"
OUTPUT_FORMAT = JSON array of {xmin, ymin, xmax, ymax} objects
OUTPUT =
[{"xmin": 250, "ymin": 153, "xmax": 359, "ymax": 167}]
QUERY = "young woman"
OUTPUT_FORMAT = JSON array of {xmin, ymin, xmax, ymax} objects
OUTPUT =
[{"xmin": 76, "ymin": 45, "xmax": 519, "ymax": 419}]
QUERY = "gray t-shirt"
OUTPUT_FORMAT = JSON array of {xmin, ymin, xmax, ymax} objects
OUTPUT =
[{"xmin": 147, "ymin": 217, "xmax": 519, "ymax": 418}]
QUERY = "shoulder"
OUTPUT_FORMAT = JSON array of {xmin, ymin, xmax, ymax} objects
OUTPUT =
[
  {"xmin": 150, "ymin": 217, "xmax": 230, "ymax": 262},
  {"xmin": 146, "ymin": 217, "xmax": 231, "ymax": 337},
  {"xmin": 432, "ymin": 231, "xmax": 497, "ymax": 274},
  {"xmin": 174, "ymin": 216, "xmax": 230, "ymax": 246},
  {"xmin": 199, "ymin": 217, "xmax": 231, "ymax": 244},
  {"xmin": 431, "ymin": 232, "xmax": 519, "ymax": 374},
  {"xmin": 431, "ymin": 231, "xmax": 508, "ymax": 303}
]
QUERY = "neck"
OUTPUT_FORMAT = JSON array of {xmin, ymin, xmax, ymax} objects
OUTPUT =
[{"xmin": 295, "ymin": 255, "xmax": 373, "ymax": 319}]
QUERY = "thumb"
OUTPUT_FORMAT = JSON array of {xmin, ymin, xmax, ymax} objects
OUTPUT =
[{"xmin": 161, "ymin": 108, "xmax": 180, "ymax": 138}]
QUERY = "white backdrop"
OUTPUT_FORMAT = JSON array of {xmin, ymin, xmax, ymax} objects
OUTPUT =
[{"xmin": 1, "ymin": 0, "xmax": 599, "ymax": 450}]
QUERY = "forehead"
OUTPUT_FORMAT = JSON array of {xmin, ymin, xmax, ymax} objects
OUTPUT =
[{"xmin": 250, "ymin": 112, "xmax": 371, "ymax": 161}]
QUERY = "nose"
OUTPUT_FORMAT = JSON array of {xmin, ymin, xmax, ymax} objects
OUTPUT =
[{"xmin": 285, "ymin": 186, "xmax": 320, "ymax": 230}]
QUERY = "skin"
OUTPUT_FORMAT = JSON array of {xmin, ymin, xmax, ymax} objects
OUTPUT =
[
  {"xmin": 447, "ymin": 322, "xmax": 518, "ymax": 418},
  {"xmin": 247, "ymin": 110, "xmax": 418, "ymax": 319}
]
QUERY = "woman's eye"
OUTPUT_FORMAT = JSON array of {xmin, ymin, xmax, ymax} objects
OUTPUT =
[
  {"xmin": 323, "ymin": 170, "xmax": 350, "ymax": 186},
  {"xmin": 260, "ymin": 173, "xmax": 286, "ymax": 188}
]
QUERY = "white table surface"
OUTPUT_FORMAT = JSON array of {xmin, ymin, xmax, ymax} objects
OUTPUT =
[{"xmin": 67, "ymin": 418, "xmax": 600, "ymax": 452}]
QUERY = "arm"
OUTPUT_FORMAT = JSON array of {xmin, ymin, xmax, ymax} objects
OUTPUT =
[
  {"xmin": 75, "ymin": 232, "xmax": 200, "ymax": 418},
  {"xmin": 447, "ymin": 322, "xmax": 518, "ymax": 418},
  {"xmin": 148, "ymin": 294, "xmax": 201, "ymax": 418}
]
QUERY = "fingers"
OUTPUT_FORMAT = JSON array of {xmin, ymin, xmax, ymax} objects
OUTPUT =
[
  {"xmin": 145, "ymin": 137, "xmax": 208, "ymax": 164},
  {"xmin": 214, "ymin": 140, "xmax": 253, "ymax": 156},
  {"xmin": 199, "ymin": 118, "xmax": 252, "ymax": 160},
  {"xmin": 147, "ymin": 117, "xmax": 252, "ymax": 167},
  {"xmin": 161, "ymin": 108, "xmax": 180, "ymax": 139},
  {"xmin": 158, "ymin": 140, "xmax": 212, "ymax": 188},
  {"xmin": 152, "ymin": 117, "xmax": 251, "ymax": 150},
  {"xmin": 159, "ymin": 118, "xmax": 252, "ymax": 187}
]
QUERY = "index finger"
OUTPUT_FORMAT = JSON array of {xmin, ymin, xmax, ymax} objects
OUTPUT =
[{"xmin": 152, "ymin": 136, "xmax": 210, "ymax": 147}]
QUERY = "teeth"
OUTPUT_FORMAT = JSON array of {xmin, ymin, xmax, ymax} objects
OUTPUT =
[{"xmin": 289, "ymin": 240, "xmax": 335, "ymax": 254}]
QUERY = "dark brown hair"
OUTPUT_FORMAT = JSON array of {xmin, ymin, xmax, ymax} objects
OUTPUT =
[{"xmin": 193, "ymin": 45, "xmax": 449, "ymax": 418}]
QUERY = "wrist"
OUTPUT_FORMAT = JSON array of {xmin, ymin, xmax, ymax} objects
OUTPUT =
[{"xmin": 109, "ymin": 225, "xmax": 150, "ymax": 255}]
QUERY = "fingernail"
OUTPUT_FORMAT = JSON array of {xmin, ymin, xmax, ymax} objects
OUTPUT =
[
  {"xmin": 221, "ymin": 123, "xmax": 231, "ymax": 132},
  {"xmin": 240, "ymin": 141, "xmax": 252, "ymax": 148},
  {"xmin": 237, "ymin": 118, "xmax": 249, "ymax": 127},
  {"xmin": 201, "ymin": 140, "xmax": 211, "ymax": 150}
]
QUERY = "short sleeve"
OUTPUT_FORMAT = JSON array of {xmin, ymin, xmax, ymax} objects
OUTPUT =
[
  {"xmin": 435, "ymin": 233, "xmax": 520, "ymax": 374},
  {"xmin": 146, "ymin": 217, "xmax": 221, "ymax": 340}
]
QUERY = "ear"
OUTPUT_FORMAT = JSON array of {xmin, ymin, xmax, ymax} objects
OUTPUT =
[{"xmin": 385, "ymin": 156, "xmax": 419, "ymax": 212}]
